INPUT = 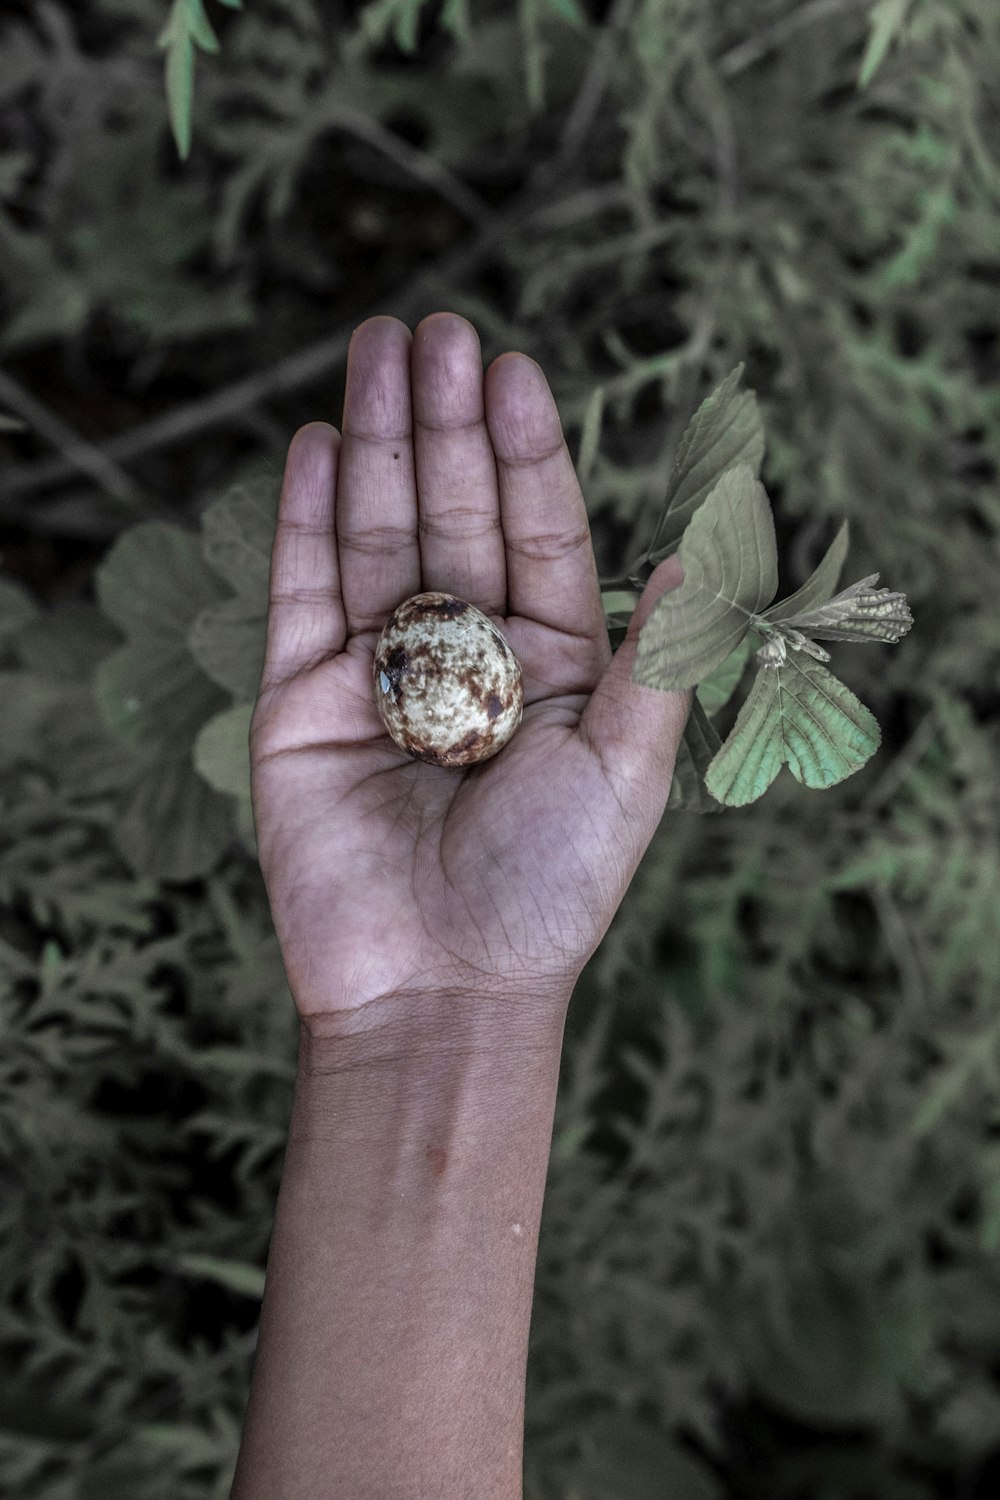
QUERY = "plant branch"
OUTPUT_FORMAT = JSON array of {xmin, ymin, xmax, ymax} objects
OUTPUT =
[
  {"xmin": 326, "ymin": 104, "xmax": 494, "ymax": 227},
  {"xmin": 551, "ymin": 0, "xmax": 638, "ymax": 170},
  {"xmin": 0, "ymin": 0, "xmax": 866, "ymax": 525},
  {"xmin": 0, "ymin": 181, "xmax": 631, "ymax": 522},
  {"xmin": 717, "ymin": 0, "xmax": 872, "ymax": 78},
  {"xmin": 0, "ymin": 366, "xmax": 161, "ymax": 513}
]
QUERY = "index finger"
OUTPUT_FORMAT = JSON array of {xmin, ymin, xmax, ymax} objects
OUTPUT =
[
  {"xmin": 259, "ymin": 421, "xmax": 344, "ymax": 694},
  {"xmin": 484, "ymin": 352, "xmax": 610, "ymax": 659}
]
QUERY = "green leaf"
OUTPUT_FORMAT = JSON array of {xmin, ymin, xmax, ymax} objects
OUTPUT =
[
  {"xmin": 164, "ymin": 27, "xmax": 194, "ymax": 161},
  {"xmin": 696, "ymin": 636, "xmax": 753, "ymax": 717},
  {"xmin": 172, "ymin": 1252, "xmax": 265, "ymax": 1299},
  {"xmin": 356, "ymin": 0, "xmax": 428, "ymax": 53},
  {"xmin": 186, "ymin": 0, "xmax": 220, "ymax": 53},
  {"xmin": 188, "ymin": 594, "xmax": 267, "ymax": 699},
  {"xmin": 199, "ymin": 463, "xmax": 279, "ymax": 600},
  {"xmin": 111, "ymin": 746, "xmax": 235, "ymax": 879},
  {"xmin": 520, "ymin": 0, "xmax": 546, "ymax": 112},
  {"xmin": 188, "ymin": 466, "xmax": 278, "ymax": 696},
  {"xmin": 157, "ymin": 0, "xmax": 226, "ymax": 161},
  {"xmin": 773, "ymin": 572, "xmax": 914, "ymax": 645},
  {"xmin": 632, "ymin": 464, "xmax": 778, "ymax": 692},
  {"xmin": 440, "ymin": 0, "xmax": 472, "ymax": 41},
  {"xmin": 576, "ymin": 383, "xmax": 605, "ymax": 485},
  {"xmin": 761, "ymin": 520, "xmax": 850, "ymax": 625},
  {"xmin": 601, "ymin": 589, "xmax": 639, "ymax": 635},
  {"xmin": 857, "ymin": 0, "xmax": 911, "ymax": 91},
  {"xmin": 545, "ymin": 0, "xmax": 588, "ymax": 28},
  {"xmin": 910, "ymin": 1022, "xmax": 1000, "ymax": 1139},
  {"xmin": 14, "ymin": 601, "xmax": 123, "ymax": 681},
  {"xmin": 704, "ymin": 654, "xmax": 881, "ymax": 807},
  {"xmin": 644, "ymin": 363, "xmax": 766, "ymax": 562},
  {"xmin": 95, "ymin": 521, "xmax": 224, "ymax": 642},
  {"xmin": 194, "ymin": 703, "xmax": 253, "ymax": 798},
  {"xmin": 667, "ymin": 697, "xmax": 726, "ymax": 813},
  {"xmin": 94, "ymin": 638, "xmax": 227, "ymax": 750}
]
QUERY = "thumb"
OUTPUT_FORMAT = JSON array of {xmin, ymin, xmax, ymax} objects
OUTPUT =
[{"xmin": 579, "ymin": 555, "xmax": 693, "ymax": 794}]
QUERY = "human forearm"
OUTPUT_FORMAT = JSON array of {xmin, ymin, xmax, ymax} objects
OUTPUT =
[{"xmin": 229, "ymin": 995, "xmax": 567, "ymax": 1500}]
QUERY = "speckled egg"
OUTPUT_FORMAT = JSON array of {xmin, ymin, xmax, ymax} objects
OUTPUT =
[{"xmin": 373, "ymin": 592, "xmax": 524, "ymax": 767}]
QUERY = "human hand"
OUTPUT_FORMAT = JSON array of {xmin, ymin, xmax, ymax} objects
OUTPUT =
[{"xmin": 249, "ymin": 313, "xmax": 690, "ymax": 1044}]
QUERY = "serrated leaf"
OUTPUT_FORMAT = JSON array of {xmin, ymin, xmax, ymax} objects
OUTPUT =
[
  {"xmin": 644, "ymin": 364, "xmax": 766, "ymax": 561},
  {"xmin": 111, "ymin": 747, "xmax": 235, "ymax": 879},
  {"xmin": 777, "ymin": 573, "xmax": 913, "ymax": 644},
  {"xmin": 696, "ymin": 636, "xmax": 753, "ymax": 717},
  {"xmin": 199, "ymin": 464, "xmax": 280, "ymax": 600},
  {"xmin": 633, "ymin": 464, "xmax": 778, "ymax": 692},
  {"xmin": 667, "ymin": 697, "xmax": 725, "ymax": 813},
  {"xmin": 94, "ymin": 638, "xmax": 228, "ymax": 750},
  {"xmin": 761, "ymin": 520, "xmax": 850, "ymax": 624},
  {"xmin": 704, "ymin": 655, "xmax": 881, "ymax": 807},
  {"xmin": 95, "ymin": 521, "xmax": 225, "ymax": 641},
  {"xmin": 188, "ymin": 595, "xmax": 266, "ymax": 698},
  {"xmin": 857, "ymin": 0, "xmax": 910, "ymax": 90},
  {"xmin": 194, "ymin": 704, "xmax": 253, "ymax": 797}
]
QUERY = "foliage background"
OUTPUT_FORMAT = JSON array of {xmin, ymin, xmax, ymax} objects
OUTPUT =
[{"xmin": 1, "ymin": 0, "xmax": 999, "ymax": 1494}]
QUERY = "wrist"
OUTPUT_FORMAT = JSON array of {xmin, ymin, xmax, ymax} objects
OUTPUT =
[{"xmin": 291, "ymin": 984, "xmax": 569, "ymax": 1146}]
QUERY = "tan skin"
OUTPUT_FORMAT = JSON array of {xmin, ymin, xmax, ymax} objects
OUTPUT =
[
  {"xmin": 249, "ymin": 311, "xmax": 691, "ymax": 1043},
  {"xmin": 231, "ymin": 313, "xmax": 693, "ymax": 1498}
]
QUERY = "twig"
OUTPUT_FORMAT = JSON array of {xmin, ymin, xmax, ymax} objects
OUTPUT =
[
  {"xmin": 0, "ymin": 0, "xmax": 869, "ymax": 519},
  {"xmin": 0, "ymin": 212, "xmax": 512, "ymax": 513},
  {"xmin": 0, "ymin": 366, "xmax": 156, "ymax": 511},
  {"xmin": 550, "ymin": 0, "xmax": 638, "ymax": 171},
  {"xmin": 327, "ymin": 105, "xmax": 494, "ymax": 227},
  {"xmin": 524, "ymin": 182, "xmax": 634, "ymax": 235},
  {"xmin": 0, "ymin": 179, "xmax": 616, "ymax": 515},
  {"xmin": 717, "ymin": 0, "xmax": 872, "ymax": 77}
]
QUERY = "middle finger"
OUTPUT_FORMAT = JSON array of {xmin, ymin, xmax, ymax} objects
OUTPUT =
[
  {"xmin": 336, "ymin": 316, "xmax": 422, "ymax": 636},
  {"xmin": 411, "ymin": 312, "xmax": 507, "ymax": 617}
]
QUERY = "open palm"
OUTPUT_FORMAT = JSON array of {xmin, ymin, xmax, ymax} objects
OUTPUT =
[{"xmin": 249, "ymin": 314, "xmax": 690, "ymax": 1042}]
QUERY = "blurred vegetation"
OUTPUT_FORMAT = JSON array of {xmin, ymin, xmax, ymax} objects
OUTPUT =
[{"xmin": 1, "ymin": 0, "xmax": 999, "ymax": 1495}]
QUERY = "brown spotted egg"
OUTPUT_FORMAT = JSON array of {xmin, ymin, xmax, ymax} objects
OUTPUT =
[{"xmin": 373, "ymin": 592, "xmax": 524, "ymax": 767}]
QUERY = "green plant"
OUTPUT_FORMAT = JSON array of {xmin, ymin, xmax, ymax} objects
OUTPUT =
[
  {"xmin": 602, "ymin": 366, "xmax": 912, "ymax": 809},
  {"xmin": 158, "ymin": 0, "xmax": 244, "ymax": 161},
  {"xmin": 24, "ymin": 365, "xmax": 908, "ymax": 886}
]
